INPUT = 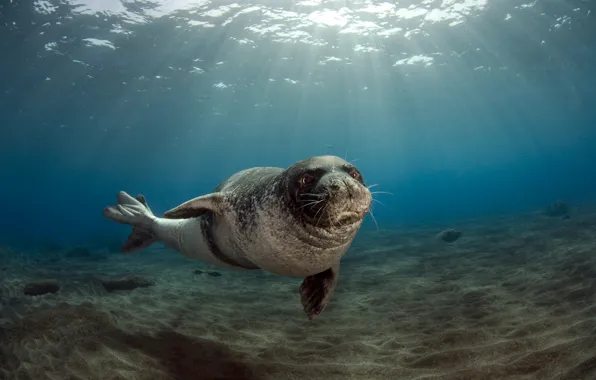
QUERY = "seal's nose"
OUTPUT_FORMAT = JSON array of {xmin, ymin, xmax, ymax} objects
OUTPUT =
[{"xmin": 342, "ymin": 178, "xmax": 355, "ymax": 199}]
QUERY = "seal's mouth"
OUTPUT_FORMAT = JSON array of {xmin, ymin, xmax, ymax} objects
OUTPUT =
[
  {"xmin": 335, "ymin": 211, "xmax": 366, "ymax": 225},
  {"xmin": 295, "ymin": 188, "xmax": 370, "ymax": 228},
  {"xmin": 318, "ymin": 181, "xmax": 371, "ymax": 228}
]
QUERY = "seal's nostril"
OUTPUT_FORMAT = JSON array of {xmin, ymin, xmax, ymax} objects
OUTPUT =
[{"xmin": 342, "ymin": 179, "xmax": 354, "ymax": 198}]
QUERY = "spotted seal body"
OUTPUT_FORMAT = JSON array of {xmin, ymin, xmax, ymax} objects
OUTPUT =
[{"xmin": 103, "ymin": 155, "xmax": 372, "ymax": 319}]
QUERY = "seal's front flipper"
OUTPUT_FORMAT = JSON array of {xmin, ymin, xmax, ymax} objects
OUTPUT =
[
  {"xmin": 103, "ymin": 191, "xmax": 156, "ymax": 253},
  {"xmin": 164, "ymin": 193, "xmax": 226, "ymax": 219},
  {"xmin": 299, "ymin": 262, "xmax": 340, "ymax": 320}
]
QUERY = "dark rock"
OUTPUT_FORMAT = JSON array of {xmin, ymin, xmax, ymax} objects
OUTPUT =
[
  {"xmin": 437, "ymin": 229, "xmax": 462, "ymax": 243},
  {"xmin": 98, "ymin": 275, "xmax": 154, "ymax": 292},
  {"xmin": 23, "ymin": 279, "xmax": 60, "ymax": 296},
  {"xmin": 545, "ymin": 200, "xmax": 568, "ymax": 217},
  {"xmin": 193, "ymin": 269, "xmax": 222, "ymax": 277}
]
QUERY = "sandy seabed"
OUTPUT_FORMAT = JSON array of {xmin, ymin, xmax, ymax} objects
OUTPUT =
[{"xmin": 1, "ymin": 209, "xmax": 596, "ymax": 380}]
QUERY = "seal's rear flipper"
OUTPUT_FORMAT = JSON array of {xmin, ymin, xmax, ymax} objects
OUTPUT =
[
  {"xmin": 121, "ymin": 194, "xmax": 157, "ymax": 253},
  {"xmin": 299, "ymin": 262, "xmax": 340, "ymax": 320},
  {"xmin": 164, "ymin": 193, "xmax": 226, "ymax": 219},
  {"xmin": 103, "ymin": 191, "xmax": 157, "ymax": 254}
]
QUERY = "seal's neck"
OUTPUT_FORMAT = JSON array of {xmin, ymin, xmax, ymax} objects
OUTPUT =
[{"xmin": 303, "ymin": 220, "xmax": 361, "ymax": 247}]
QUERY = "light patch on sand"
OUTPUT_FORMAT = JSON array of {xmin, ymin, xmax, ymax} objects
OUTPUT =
[{"xmin": 213, "ymin": 82, "xmax": 228, "ymax": 89}]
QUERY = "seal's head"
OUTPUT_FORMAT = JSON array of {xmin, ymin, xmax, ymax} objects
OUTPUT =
[{"xmin": 282, "ymin": 155, "xmax": 372, "ymax": 231}]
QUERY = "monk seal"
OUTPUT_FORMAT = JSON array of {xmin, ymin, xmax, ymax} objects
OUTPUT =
[{"xmin": 103, "ymin": 155, "xmax": 372, "ymax": 319}]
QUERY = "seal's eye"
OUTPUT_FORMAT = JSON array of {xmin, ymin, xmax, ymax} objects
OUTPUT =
[
  {"xmin": 348, "ymin": 169, "xmax": 361, "ymax": 180},
  {"xmin": 299, "ymin": 173, "xmax": 315, "ymax": 187}
]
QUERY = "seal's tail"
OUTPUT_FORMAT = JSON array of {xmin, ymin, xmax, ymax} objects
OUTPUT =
[{"xmin": 103, "ymin": 191, "xmax": 157, "ymax": 253}]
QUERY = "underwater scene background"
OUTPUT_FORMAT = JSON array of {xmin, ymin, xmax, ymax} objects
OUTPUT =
[{"xmin": 1, "ymin": 0, "xmax": 596, "ymax": 379}]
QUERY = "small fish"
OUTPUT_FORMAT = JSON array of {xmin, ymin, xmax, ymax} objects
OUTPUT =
[{"xmin": 323, "ymin": 144, "xmax": 334, "ymax": 154}]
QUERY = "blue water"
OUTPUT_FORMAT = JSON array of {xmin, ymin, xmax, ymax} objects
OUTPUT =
[{"xmin": 0, "ymin": 0, "xmax": 595, "ymax": 245}]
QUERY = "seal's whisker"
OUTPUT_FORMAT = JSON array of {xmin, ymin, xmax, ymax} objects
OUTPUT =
[
  {"xmin": 368, "ymin": 208, "xmax": 379, "ymax": 230},
  {"xmin": 313, "ymin": 204, "xmax": 324, "ymax": 223},
  {"xmin": 298, "ymin": 200, "xmax": 325, "ymax": 210},
  {"xmin": 370, "ymin": 191, "xmax": 393, "ymax": 196},
  {"xmin": 315, "ymin": 205, "xmax": 327, "ymax": 228},
  {"xmin": 300, "ymin": 193, "xmax": 324, "ymax": 198},
  {"xmin": 299, "ymin": 199, "xmax": 324, "ymax": 206},
  {"xmin": 367, "ymin": 184, "xmax": 380, "ymax": 189},
  {"xmin": 329, "ymin": 215, "xmax": 338, "ymax": 229},
  {"xmin": 372, "ymin": 198, "xmax": 386, "ymax": 208}
]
